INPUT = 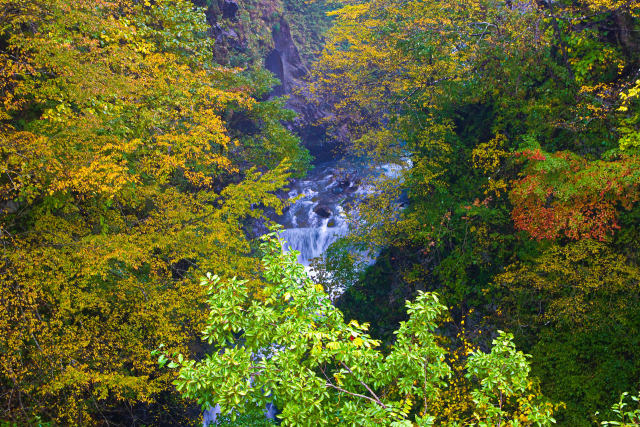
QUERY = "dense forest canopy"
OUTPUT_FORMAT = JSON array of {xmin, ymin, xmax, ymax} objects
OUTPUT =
[
  {"xmin": 310, "ymin": 0, "xmax": 640, "ymax": 425},
  {"xmin": 0, "ymin": 0, "xmax": 309, "ymax": 423},
  {"xmin": 1, "ymin": 0, "xmax": 639, "ymax": 425}
]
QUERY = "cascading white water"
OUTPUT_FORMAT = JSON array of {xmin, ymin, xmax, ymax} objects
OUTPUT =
[
  {"xmin": 279, "ymin": 220, "xmax": 348, "ymax": 267},
  {"xmin": 275, "ymin": 158, "xmax": 412, "ymax": 273},
  {"xmin": 276, "ymin": 158, "xmax": 411, "ymax": 271},
  {"xmin": 273, "ymin": 159, "xmax": 375, "ymax": 281}
]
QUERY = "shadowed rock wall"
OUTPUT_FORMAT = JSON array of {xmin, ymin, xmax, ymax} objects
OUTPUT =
[{"xmin": 192, "ymin": 0, "xmax": 341, "ymax": 161}]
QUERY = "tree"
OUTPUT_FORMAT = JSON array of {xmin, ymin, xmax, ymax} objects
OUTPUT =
[
  {"xmin": 0, "ymin": 0, "xmax": 308, "ymax": 423},
  {"xmin": 309, "ymin": 0, "xmax": 640, "ymax": 424},
  {"xmin": 165, "ymin": 231, "xmax": 555, "ymax": 426},
  {"xmin": 496, "ymin": 240, "xmax": 640, "ymax": 424}
]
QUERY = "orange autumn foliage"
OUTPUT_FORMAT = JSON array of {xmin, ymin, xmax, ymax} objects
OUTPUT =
[{"xmin": 510, "ymin": 149, "xmax": 640, "ymax": 241}]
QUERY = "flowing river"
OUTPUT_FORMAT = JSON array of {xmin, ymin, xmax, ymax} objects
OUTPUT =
[
  {"xmin": 277, "ymin": 159, "xmax": 362, "ymax": 267},
  {"xmin": 277, "ymin": 158, "xmax": 407, "ymax": 260},
  {"xmin": 276, "ymin": 157, "xmax": 408, "ymax": 294}
]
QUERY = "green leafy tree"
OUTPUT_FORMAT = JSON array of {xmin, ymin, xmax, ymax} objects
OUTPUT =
[
  {"xmin": 309, "ymin": 1, "xmax": 640, "ymax": 424},
  {"xmin": 164, "ymin": 231, "xmax": 554, "ymax": 426}
]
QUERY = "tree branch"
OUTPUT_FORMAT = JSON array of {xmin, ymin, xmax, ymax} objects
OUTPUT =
[
  {"xmin": 325, "ymin": 382, "xmax": 387, "ymax": 409},
  {"xmin": 340, "ymin": 361, "xmax": 387, "ymax": 409}
]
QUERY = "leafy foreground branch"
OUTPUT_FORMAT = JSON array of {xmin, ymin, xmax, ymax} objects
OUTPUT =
[
  {"xmin": 600, "ymin": 392, "xmax": 640, "ymax": 427},
  {"xmin": 159, "ymin": 231, "xmax": 555, "ymax": 426}
]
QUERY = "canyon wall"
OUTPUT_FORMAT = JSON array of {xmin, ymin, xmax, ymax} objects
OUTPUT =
[{"xmin": 193, "ymin": 0, "xmax": 340, "ymax": 160}]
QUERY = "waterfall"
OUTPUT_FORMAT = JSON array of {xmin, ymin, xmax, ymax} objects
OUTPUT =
[
  {"xmin": 276, "ymin": 159, "xmax": 409, "ymax": 268},
  {"xmin": 273, "ymin": 161, "xmax": 357, "ymax": 272},
  {"xmin": 279, "ymin": 219, "xmax": 348, "ymax": 267}
]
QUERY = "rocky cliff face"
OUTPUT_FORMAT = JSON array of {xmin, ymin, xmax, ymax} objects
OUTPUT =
[
  {"xmin": 193, "ymin": 0, "xmax": 340, "ymax": 161},
  {"xmin": 268, "ymin": 16, "xmax": 339, "ymax": 161}
]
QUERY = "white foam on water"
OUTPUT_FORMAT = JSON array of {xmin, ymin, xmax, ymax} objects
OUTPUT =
[{"xmin": 279, "ymin": 218, "xmax": 348, "ymax": 267}]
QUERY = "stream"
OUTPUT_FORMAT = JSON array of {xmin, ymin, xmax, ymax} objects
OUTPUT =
[
  {"xmin": 276, "ymin": 157, "xmax": 408, "ymax": 295},
  {"xmin": 277, "ymin": 159, "xmax": 362, "ymax": 267}
]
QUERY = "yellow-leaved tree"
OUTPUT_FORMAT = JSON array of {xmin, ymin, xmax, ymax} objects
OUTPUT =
[{"xmin": 0, "ymin": 0, "xmax": 308, "ymax": 424}]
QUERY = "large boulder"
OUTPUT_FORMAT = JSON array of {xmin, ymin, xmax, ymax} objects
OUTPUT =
[
  {"xmin": 192, "ymin": 0, "xmax": 344, "ymax": 160},
  {"xmin": 314, "ymin": 205, "xmax": 332, "ymax": 219}
]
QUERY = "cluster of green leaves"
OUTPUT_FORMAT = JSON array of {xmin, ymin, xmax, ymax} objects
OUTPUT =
[
  {"xmin": 0, "ymin": 0, "xmax": 308, "ymax": 424},
  {"xmin": 599, "ymin": 392, "xmax": 640, "ymax": 426},
  {"xmin": 165, "ymin": 231, "xmax": 555, "ymax": 426}
]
